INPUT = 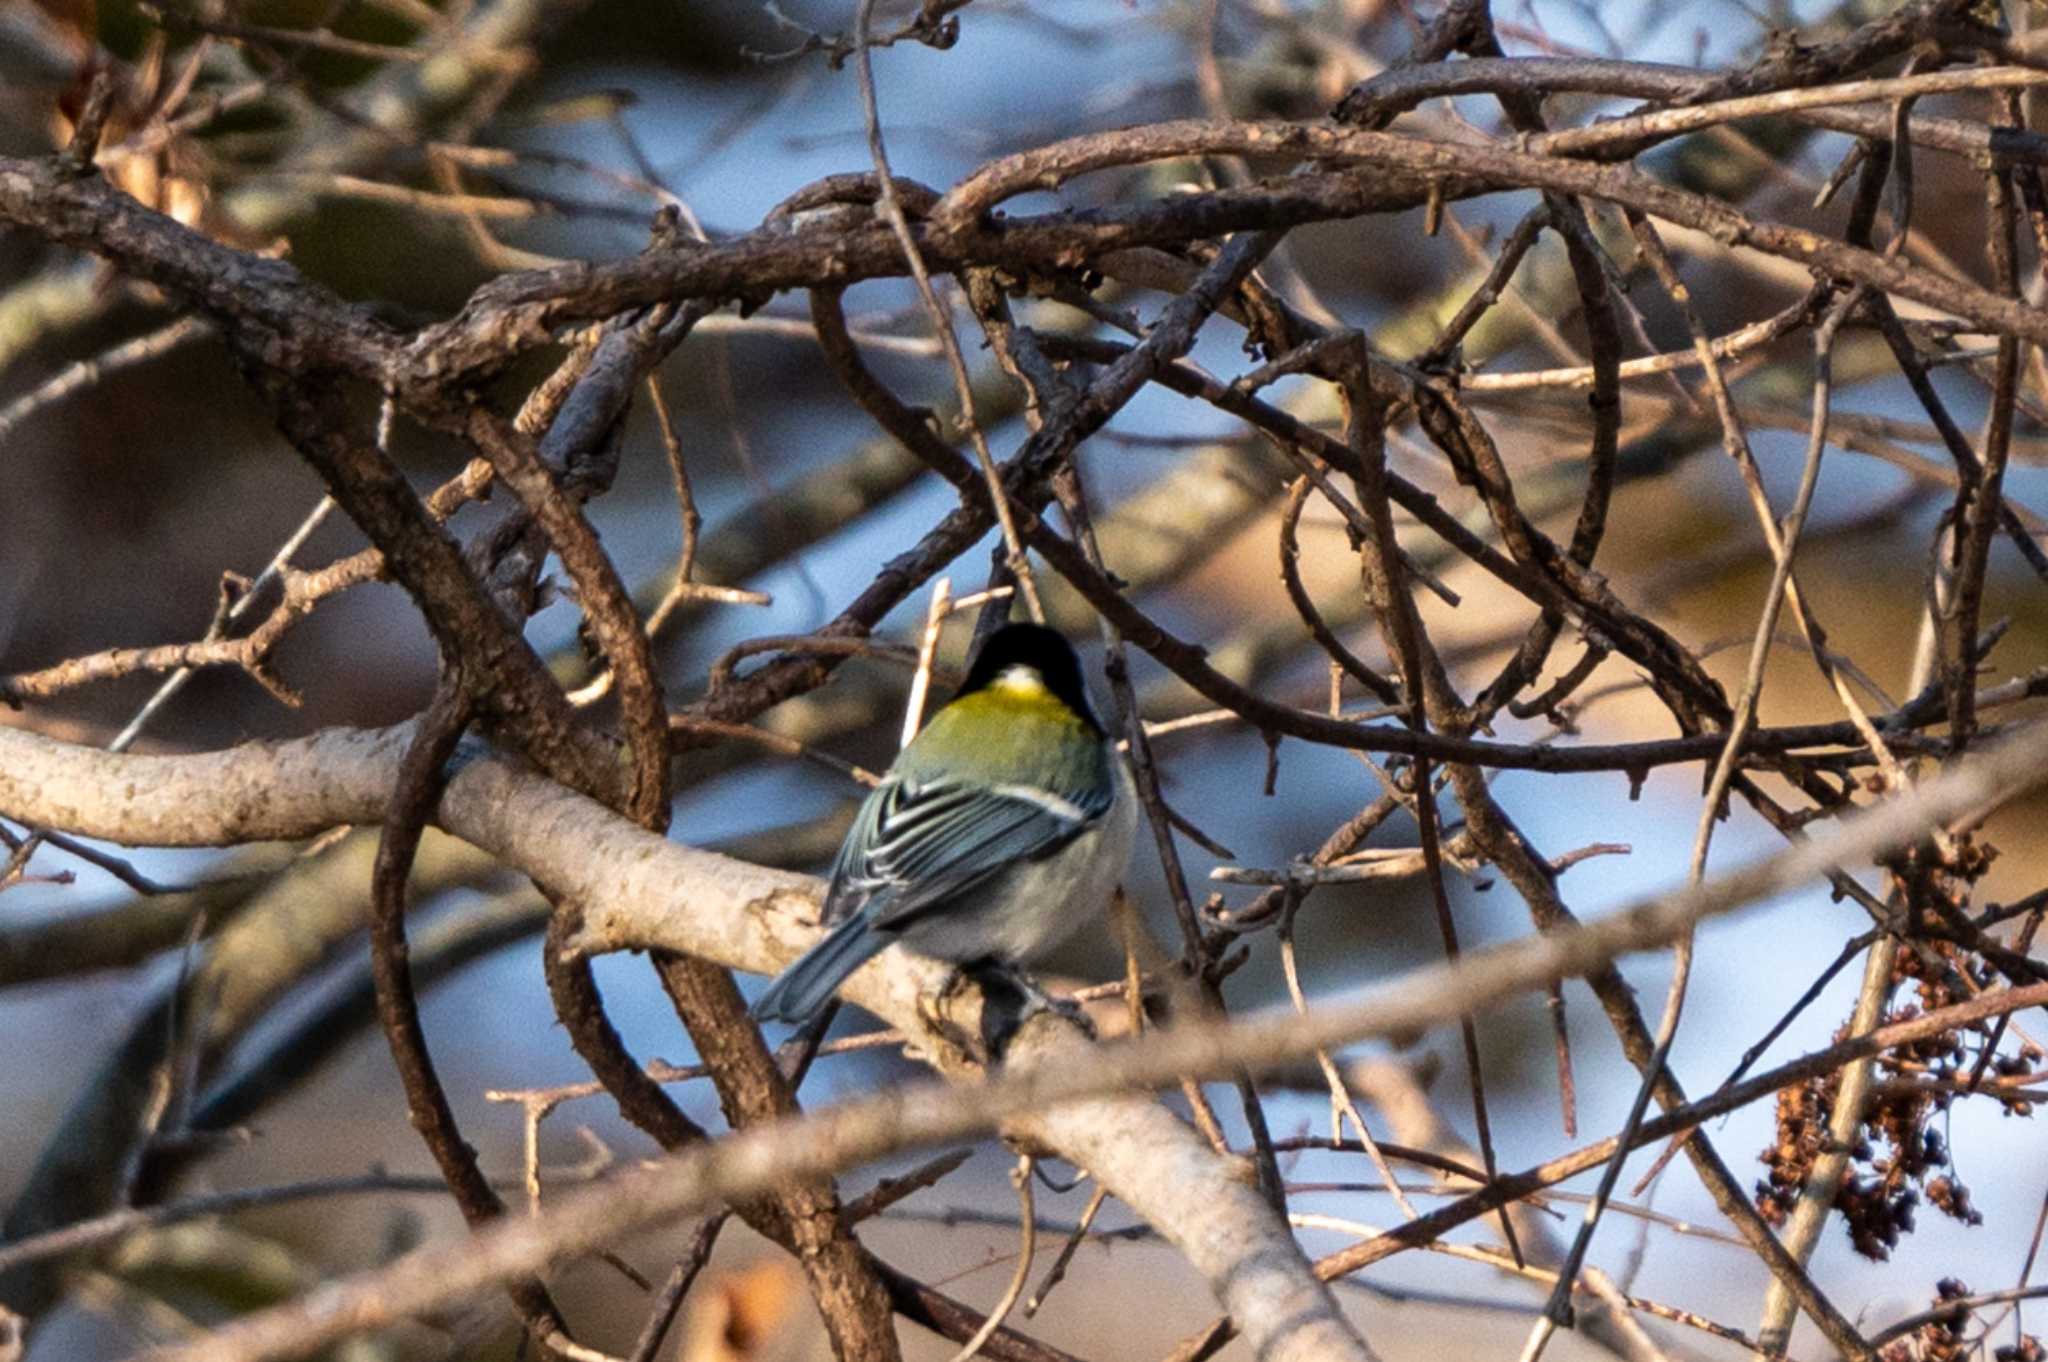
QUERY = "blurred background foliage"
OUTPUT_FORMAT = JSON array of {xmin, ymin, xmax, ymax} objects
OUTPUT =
[{"xmin": 2, "ymin": 0, "xmax": 2046, "ymax": 1357}]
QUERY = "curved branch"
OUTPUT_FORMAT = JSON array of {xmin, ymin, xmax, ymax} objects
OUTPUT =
[
  {"xmin": 16, "ymin": 106, "xmax": 2048, "ymax": 391},
  {"xmin": 19, "ymin": 715, "xmax": 2027, "ymax": 1362},
  {"xmin": 5, "ymin": 719, "xmax": 1368, "ymax": 1362}
]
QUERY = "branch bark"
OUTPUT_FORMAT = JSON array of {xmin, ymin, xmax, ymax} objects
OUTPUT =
[{"xmin": 4, "ymin": 718, "xmax": 2047, "ymax": 1360}]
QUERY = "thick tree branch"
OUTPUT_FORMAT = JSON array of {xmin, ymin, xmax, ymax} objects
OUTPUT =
[{"xmin": 29, "ymin": 715, "xmax": 2030, "ymax": 1362}]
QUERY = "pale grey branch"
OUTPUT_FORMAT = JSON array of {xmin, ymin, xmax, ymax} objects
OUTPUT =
[{"xmin": 2, "ymin": 718, "xmax": 2043, "ymax": 1362}]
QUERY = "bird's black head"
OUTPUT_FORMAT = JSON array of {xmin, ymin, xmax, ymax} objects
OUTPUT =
[{"xmin": 957, "ymin": 623, "xmax": 1104, "ymax": 735}]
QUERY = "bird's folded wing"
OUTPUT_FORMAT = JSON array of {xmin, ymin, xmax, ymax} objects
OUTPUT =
[{"xmin": 834, "ymin": 775, "xmax": 1107, "ymax": 928}]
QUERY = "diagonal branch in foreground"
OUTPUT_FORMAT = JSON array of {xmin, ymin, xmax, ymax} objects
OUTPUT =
[
  {"xmin": 0, "ymin": 721, "xmax": 1370, "ymax": 1362},
  {"xmin": 2, "ymin": 718, "xmax": 2041, "ymax": 1361}
]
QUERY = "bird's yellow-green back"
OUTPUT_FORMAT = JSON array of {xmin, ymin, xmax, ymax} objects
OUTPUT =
[{"xmin": 899, "ymin": 670, "xmax": 1108, "ymax": 794}]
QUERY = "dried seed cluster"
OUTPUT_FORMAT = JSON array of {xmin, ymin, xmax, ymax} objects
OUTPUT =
[
  {"xmin": 1754, "ymin": 1005, "xmax": 2033, "ymax": 1258},
  {"xmin": 1876, "ymin": 1279, "xmax": 2045, "ymax": 1362}
]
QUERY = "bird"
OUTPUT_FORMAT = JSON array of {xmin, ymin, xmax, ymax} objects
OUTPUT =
[{"xmin": 751, "ymin": 622, "xmax": 1137, "ymax": 1025}]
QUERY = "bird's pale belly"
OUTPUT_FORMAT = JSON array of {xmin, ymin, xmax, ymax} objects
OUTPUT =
[{"xmin": 896, "ymin": 771, "xmax": 1138, "ymax": 964}]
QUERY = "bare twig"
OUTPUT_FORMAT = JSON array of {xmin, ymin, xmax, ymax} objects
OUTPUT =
[{"xmin": 941, "ymin": 1155, "xmax": 1036, "ymax": 1362}]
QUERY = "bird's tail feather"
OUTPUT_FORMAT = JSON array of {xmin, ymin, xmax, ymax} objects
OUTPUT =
[{"xmin": 751, "ymin": 915, "xmax": 889, "ymax": 1023}]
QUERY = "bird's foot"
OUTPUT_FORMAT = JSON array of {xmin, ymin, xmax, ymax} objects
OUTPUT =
[
  {"xmin": 972, "ymin": 964, "xmax": 1094, "ymax": 1058},
  {"xmin": 1016, "ymin": 977, "xmax": 1094, "ymax": 1036},
  {"xmin": 919, "ymin": 963, "xmax": 1094, "ymax": 1063}
]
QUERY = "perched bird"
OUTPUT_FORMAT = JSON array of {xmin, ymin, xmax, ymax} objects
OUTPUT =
[{"xmin": 752, "ymin": 622, "xmax": 1137, "ymax": 1024}]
